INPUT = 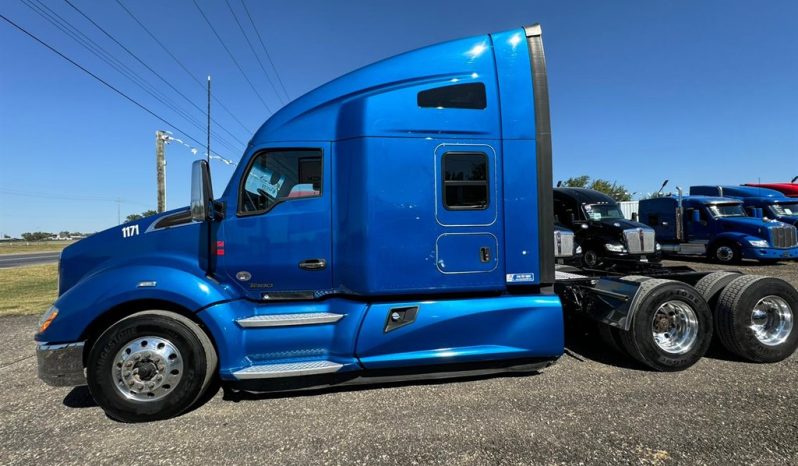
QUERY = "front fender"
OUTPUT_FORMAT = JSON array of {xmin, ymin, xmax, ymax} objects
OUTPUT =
[
  {"xmin": 37, "ymin": 265, "xmax": 237, "ymax": 343},
  {"xmin": 710, "ymin": 231, "xmax": 751, "ymax": 247}
]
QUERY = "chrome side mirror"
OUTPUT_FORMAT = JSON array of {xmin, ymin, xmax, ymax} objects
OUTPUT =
[{"xmin": 190, "ymin": 160, "xmax": 214, "ymax": 222}]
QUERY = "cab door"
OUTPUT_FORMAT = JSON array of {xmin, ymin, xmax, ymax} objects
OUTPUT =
[
  {"xmin": 685, "ymin": 206, "xmax": 712, "ymax": 242},
  {"xmin": 218, "ymin": 144, "xmax": 332, "ymax": 299}
]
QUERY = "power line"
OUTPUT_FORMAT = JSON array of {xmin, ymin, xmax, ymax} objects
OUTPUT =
[
  {"xmin": 21, "ymin": 0, "xmax": 243, "ymax": 155},
  {"xmin": 224, "ymin": 0, "xmax": 284, "ymax": 105},
  {"xmin": 190, "ymin": 0, "xmax": 273, "ymax": 113},
  {"xmin": 0, "ymin": 189, "xmax": 150, "ymax": 207},
  {"xmin": 0, "ymin": 12, "xmax": 234, "ymax": 163},
  {"xmin": 239, "ymin": 0, "xmax": 291, "ymax": 101},
  {"xmin": 113, "ymin": 0, "xmax": 254, "ymax": 134},
  {"xmin": 64, "ymin": 0, "xmax": 249, "ymax": 148}
]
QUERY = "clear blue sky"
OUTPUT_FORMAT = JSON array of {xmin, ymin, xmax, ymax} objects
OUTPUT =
[{"xmin": 1, "ymin": 0, "xmax": 796, "ymax": 237}]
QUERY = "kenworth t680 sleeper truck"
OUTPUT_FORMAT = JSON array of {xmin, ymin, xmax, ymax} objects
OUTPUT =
[{"xmin": 36, "ymin": 25, "xmax": 798, "ymax": 422}]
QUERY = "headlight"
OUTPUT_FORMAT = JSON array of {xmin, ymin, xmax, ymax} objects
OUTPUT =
[
  {"xmin": 656, "ymin": 243, "xmax": 661, "ymax": 251},
  {"xmin": 749, "ymin": 239, "xmax": 769, "ymax": 248},
  {"xmin": 575, "ymin": 245, "xmax": 583, "ymax": 254},
  {"xmin": 605, "ymin": 243, "xmax": 626, "ymax": 253},
  {"xmin": 38, "ymin": 306, "xmax": 59, "ymax": 334}
]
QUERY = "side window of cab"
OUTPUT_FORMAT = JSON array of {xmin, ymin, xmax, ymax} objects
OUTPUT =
[{"xmin": 239, "ymin": 149, "xmax": 322, "ymax": 215}]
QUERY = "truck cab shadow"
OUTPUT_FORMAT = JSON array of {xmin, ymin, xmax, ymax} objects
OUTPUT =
[
  {"xmin": 220, "ymin": 370, "xmax": 537, "ymax": 403},
  {"xmin": 62, "ymin": 386, "xmax": 96, "ymax": 408},
  {"xmin": 563, "ymin": 318, "xmax": 647, "ymax": 371}
]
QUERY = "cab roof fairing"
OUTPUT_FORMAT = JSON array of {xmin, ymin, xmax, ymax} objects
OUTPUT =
[{"xmin": 246, "ymin": 30, "xmax": 527, "ymax": 146}]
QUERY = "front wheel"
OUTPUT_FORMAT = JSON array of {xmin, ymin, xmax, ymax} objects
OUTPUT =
[
  {"xmin": 617, "ymin": 279, "xmax": 713, "ymax": 371},
  {"xmin": 87, "ymin": 311, "xmax": 217, "ymax": 422},
  {"xmin": 710, "ymin": 242, "xmax": 742, "ymax": 264},
  {"xmin": 582, "ymin": 248, "xmax": 603, "ymax": 268}
]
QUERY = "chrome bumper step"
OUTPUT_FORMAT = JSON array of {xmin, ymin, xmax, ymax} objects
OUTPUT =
[
  {"xmin": 236, "ymin": 312, "xmax": 343, "ymax": 328},
  {"xmin": 232, "ymin": 360, "xmax": 344, "ymax": 380}
]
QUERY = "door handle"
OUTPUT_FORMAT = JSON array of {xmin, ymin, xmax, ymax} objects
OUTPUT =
[{"xmin": 298, "ymin": 258, "xmax": 327, "ymax": 271}]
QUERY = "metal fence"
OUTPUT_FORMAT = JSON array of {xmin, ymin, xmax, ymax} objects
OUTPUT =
[{"xmin": 619, "ymin": 201, "xmax": 639, "ymax": 220}]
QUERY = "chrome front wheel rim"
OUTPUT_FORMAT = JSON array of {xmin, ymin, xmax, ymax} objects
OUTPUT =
[
  {"xmin": 716, "ymin": 246, "xmax": 734, "ymax": 262},
  {"xmin": 112, "ymin": 336, "xmax": 184, "ymax": 402},
  {"xmin": 750, "ymin": 295, "xmax": 793, "ymax": 346},
  {"xmin": 651, "ymin": 300, "xmax": 699, "ymax": 354}
]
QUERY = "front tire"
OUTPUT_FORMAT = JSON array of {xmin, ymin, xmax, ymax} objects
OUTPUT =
[
  {"xmin": 715, "ymin": 275, "xmax": 798, "ymax": 363},
  {"xmin": 87, "ymin": 311, "xmax": 217, "ymax": 422},
  {"xmin": 582, "ymin": 248, "xmax": 603, "ymax": 268},
  {"xmin": 618, "ymin": 279, "xmax": 713, "ymax": 371},
  {"xmin": 710, "ymin": 241, "xmax": 742, "ymax": 264}
]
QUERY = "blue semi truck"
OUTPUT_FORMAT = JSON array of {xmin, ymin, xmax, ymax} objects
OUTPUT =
[
  {"xmin": 36, "ymin": 25, "xmax": 798, "ymax": 422},
  {"xmin": 639, "ymin": 188, "xmax": 798, "ymax": 264},
  {"xmin": 690, "ymin": 185, "xmax": 798, "ymax": 227}
]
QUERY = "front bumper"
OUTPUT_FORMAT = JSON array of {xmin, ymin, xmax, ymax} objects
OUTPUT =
[
  {"xmin": 604, "ymin": 251, "xmax": 662, "ymax": 264},
  {"xmin": 742, "ymin": 247, "xmax": 798, "ymax": 261},
  {"xmin": 36, "ymin": 342, "xmax": 86, "ymax": 386}
]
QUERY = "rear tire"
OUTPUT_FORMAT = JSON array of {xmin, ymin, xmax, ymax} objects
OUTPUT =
[
  {"xmin": 618, "ymin": 279, "xmax": 713, "ymax": 371},
  {"xmin": 715, "ymin": 275, "xmax": 798, "ymax": 363},
  {"xmin": 694, "ymin": 271, "xmax": 741, "ymax": 308},
  {"xmin": 596, "ymin": 324, "xmax": 625, "ymax": 355},
  {"xmin": 87, "ymin": 311, "xmax": 217, "ymax": 422}
]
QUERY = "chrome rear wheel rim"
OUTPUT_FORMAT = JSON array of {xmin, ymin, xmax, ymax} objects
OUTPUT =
[
  {"xmin": 651, "ymin": 300, "xmax": 699, "ymax": 354},
  {"xmin": 112, "ymin": 336, "xmax": 183, "ymax": 402},
  {"xmin": 750, "ymin": 295, "xmax": 793, "ymax": 346}
]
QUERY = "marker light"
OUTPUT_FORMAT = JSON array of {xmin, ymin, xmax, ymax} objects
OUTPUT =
[{"xmin": 38, "ymin": 306, "xmax": 59, "ymax": 334}]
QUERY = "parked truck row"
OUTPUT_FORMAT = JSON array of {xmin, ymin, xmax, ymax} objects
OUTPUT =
[
  {"xmin": 552, "ymin": 185, "xmax": 798, "ymax": 267},
  {"xmin": 35, "ymin": 25, "xmax": 798, "ymax": 422}
]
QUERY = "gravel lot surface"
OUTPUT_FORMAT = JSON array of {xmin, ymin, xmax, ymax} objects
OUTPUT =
[{"xmin": 1, "ymin": 260, "xmax": 797, "ymax": 465}]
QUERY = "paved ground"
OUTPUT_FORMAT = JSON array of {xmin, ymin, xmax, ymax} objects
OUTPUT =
[
  {"xmin": 0, "ymin": 252, "xmax": 60, "ymax": 269},
  {"xmin": 1, "ymin": 260, "xmax": 797, "ymax": 465}
]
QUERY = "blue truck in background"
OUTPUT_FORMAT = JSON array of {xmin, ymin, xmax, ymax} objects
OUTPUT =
[
  {"xmin": 35, "ymin": 25, "xmax": 798, "ymax": 422},
  {"xmin": 639, "ymin": 188, "xmax": 798, "ymax": 264},
  {"xmin": 690, "ymin": 185, "xmax": 798, "ymax": 226}
]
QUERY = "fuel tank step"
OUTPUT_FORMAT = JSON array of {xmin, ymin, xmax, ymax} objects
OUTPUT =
[
  {"xmin": 232, "ymin": 360, "xmax": 344, "ymax": 380},
  {"xmin": 235, "ymin": 312, "xmax": 343, "ymax": 328}
]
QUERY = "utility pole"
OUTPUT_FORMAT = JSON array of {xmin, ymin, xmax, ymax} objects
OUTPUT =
[
  {"xmin": 155, "ymin": 130, "xmax": 168, "ymax": 213},
  {"xmin": 207, "ymin": 75, "xmax": 211, "ymax": 164}
]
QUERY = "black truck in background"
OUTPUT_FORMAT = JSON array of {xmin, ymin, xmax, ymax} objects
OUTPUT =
[{"xmin": 553, "ymin": 188, "xmax": 661, "ymax": 268}]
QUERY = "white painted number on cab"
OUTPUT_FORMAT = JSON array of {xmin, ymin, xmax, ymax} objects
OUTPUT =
[{"xmin": 122, "ymin": 224, "xmax": 139, "ymax": 238}]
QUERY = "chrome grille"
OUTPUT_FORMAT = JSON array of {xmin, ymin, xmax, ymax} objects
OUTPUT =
[
  {"xmin": 554, "ymin": 230, "xmax": 575, "ymax": 258},
  {"xmin": 623, "ymin": 228, "xmax": 656, "ymax": 254},
  {"xmin": 770, "ymin": 225, "xmax": 798, "ymax": 249}
]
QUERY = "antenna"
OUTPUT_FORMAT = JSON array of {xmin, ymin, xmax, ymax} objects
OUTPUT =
[
  {"xmin": 207, "ymin": 75, "xmax": 211, "ymax": 165},
  {"xmin": 656, "ymin": 179, "xmax": 669, "ymax": 196},
  {"xmin": 791, "ymin": 176, "xmax": 798, "ymax": 183}
]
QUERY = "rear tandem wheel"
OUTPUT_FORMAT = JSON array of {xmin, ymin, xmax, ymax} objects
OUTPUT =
[{"xmin": 614, "ymin": 279, "xmax": 713, "ymax": 371}]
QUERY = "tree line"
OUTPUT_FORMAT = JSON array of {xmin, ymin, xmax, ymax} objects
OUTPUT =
[
  {"xmin": 15, "ymin": 210, "xmax": 160, "ymax": 242},
  {"xmin": 558, "ymin": 176, "xmax": 633, "ymax": 201}
]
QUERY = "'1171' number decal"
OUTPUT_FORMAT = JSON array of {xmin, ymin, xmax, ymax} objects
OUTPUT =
[{"xmin": 122, "ymin": 224, "xmax": 139, "ymax": 238}]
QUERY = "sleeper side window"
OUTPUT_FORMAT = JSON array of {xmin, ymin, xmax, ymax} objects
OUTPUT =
[
  {"xmin": 239, "ymin": 149, "xmax": 322, "ymax": 215},
  {"xmin": 418, "ymin": 83, "xmax": 486, "ymax": 109},
  {"xmin": 442, "ymin": 152, "xmax": 488, "ymax": 210}
]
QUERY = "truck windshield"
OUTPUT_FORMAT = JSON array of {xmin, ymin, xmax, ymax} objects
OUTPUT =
[
  {"xmin": 708, "ymin": 204, "xmax": 746, "ymax": 218},
  {"xmin": 584, "ymin": 203, "xmax": 624, "ymax": 220},
  {"xmin": 771, "ymin": 203, "xmax": 798, "ymax": 216}
]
